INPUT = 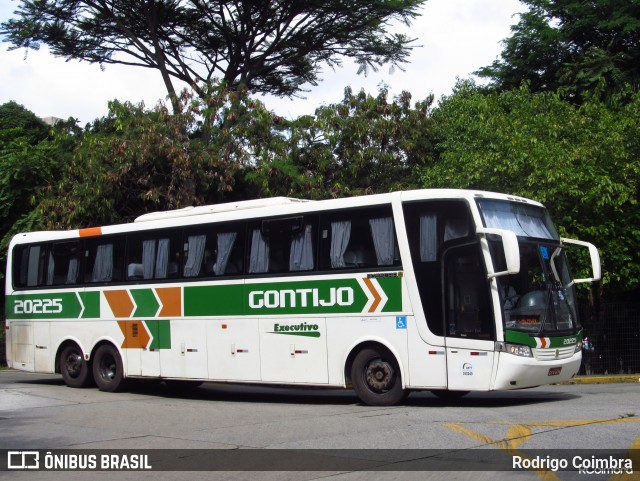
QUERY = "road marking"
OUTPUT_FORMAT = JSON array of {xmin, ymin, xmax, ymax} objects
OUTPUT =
[{"xmin": 443, "ymin": 417, "xmax": 640, "ymax": 480}]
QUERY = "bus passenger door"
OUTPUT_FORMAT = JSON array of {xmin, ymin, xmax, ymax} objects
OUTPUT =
[{"xmin": 443, "ymin": 243, "xmax": 496, "ymax": 391}]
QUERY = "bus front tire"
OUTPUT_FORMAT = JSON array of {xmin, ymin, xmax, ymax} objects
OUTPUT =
[
  {"xmin": 93, "ymin": 344, "xmax": 128, "ymax": 392},
  {"xmin": 59, "ymin": 344, "xmax": 93, "ymax": 388},
  {"xmin": 351, "ymin": 347, "xmax": 406, "ymax": 406}
]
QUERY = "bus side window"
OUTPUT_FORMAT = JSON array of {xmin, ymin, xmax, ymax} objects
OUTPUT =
[
  {"xmin": 184, "ymin": 224, "xmax": 245, "ymax": 278},
  {"xmin": 319, "ymin": 208, "xmax": 399, "ymax": 270},
  {"xmin": 248, "ymin": 216, "xmax": 316, "ymax": 275},
  {"xmin": 48, "ymin": 241, "xmax": 82, "ymax": 286},
  {"xmin": 127, "ymin": 233, "xmax": 181, "ymax": 281},
  {"xmin": 14, "ymin": 244, "xmax": 47, "ymax": 288},
  {"xmin": 84, "ymin": 238, "xmax": 125, "ymax": 283},
  {"xmin": 444, "ymin": 244, "xmax": 493, "ymax": 340},
  {"xmin": 207, "ymin": 231, "xmax": 244, "ymax": 276},
  {"xmin": 402, "ymin": 200, "xmax": 475, "ymax": 337}
]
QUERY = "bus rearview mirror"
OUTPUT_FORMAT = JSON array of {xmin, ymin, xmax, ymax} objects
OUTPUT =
[{"xmin": 476, "ymin": 227, "xmax": 521, "ymax": 279}]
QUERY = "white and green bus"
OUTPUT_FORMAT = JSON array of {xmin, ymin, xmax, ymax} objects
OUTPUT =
[{"xmin": 4, "ymin": 189, "xmax": 600, "ymax": 405}]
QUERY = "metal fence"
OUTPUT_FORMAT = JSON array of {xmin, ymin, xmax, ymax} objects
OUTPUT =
[{"xmin": 579, "ymin": 302, "xmax": 640, "ymax": 375}]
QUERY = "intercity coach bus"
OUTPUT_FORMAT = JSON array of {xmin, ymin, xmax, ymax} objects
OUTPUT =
[{"xmin": 4, "ymin": 190, "xmax": 600, "ymax": 405}]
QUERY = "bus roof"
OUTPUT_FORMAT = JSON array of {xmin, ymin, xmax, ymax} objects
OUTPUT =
[
  {"xmin": 134, "ymin": 197, "xmax": 312, "ymax": 223},
  {"xmin": 9, "ymin": 189, "xmax": 545, "ymax": 245}
]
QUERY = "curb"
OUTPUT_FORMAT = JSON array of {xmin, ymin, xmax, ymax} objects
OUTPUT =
[{"xmin": 561, "ymin": 375, "xmax": 640, "ymax": 385}]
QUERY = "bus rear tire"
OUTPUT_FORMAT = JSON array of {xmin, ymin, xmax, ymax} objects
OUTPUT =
[
  {"xmin": 93, "ymin": 344, "xmax": 128, "ymax": 392},
  {"xmin": 59, "ymin": 344, "xmax": 93, "ymax": 388},
  {"xmin": 351, "ymin": 347, "xmax": 406, "ymax": 406}
]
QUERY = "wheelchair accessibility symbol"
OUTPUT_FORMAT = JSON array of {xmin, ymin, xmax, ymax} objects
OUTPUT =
[{"xmin": 396, "ymin": 316, "xmax": 407, "ymax": 329}]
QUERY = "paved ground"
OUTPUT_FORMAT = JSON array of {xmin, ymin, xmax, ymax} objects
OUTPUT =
[{"xmin": 0, "ymin": 370, "xmax": 639, "ymax": 480}]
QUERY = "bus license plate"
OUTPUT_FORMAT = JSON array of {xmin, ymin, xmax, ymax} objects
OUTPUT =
[{"xmin": 548, "ymin": 367, "xmax": 562, "ymax": 376}]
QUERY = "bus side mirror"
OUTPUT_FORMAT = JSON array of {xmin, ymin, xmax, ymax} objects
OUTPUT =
[
  {"xmin": 561, "ymin": 238, "xmax": 601, "ymax": 284},
  {"xmin": 476, "ymin": 227, "xmax": 521, "ymax": 279}
]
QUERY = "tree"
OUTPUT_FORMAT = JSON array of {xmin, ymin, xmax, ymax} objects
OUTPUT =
[
  {"xmin": 476, "ymin": 0, "xmax": 640, "ymax": 100},
  {"xmin": 0, "ymin": 102, "xmax": 77, "ymax": 253},
  {"xmin": 0, "ymin": 102, "xmax": 78, "ymax": 328},
  {"xmin": 424, "ymin": 81, "xmax": 640, "ymax": 296},
  {"xmin": 37, "ymin": 85, "xmax": 281, "ymax": 228},
  {"xmin": 0, "ymin": 100, "xmax": 49, "ymax": 141},
  {"xmin": 2, "ymin": 0, "xmax": 425, "ymax": 112},
  {"xmin": 243, "ymin": 86, "xmax": 434, "ymax": 199}
]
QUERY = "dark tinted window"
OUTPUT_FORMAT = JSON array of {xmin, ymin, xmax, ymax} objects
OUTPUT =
[
  {"xmin": 247, "ymin": 216, "xmax": 316, "ymax": 274},
  {"xmin": 84, "ymin": 238, "xmax": 125, "ymax": 283},
  {"xmin": 403, "ymin": 200, "xmax": 474, "ymax": 336},
  {"xmin": 48, "ymin": 241, "xmax": 82, "ymax": 286},
  {"xmin": 184, "ymin": 223, "xmax": 245, "ymax": 278},
  {"xmin": 318, "ymin": 207, "xmax": 400, "ymax": 271},
  {"xmin": 127, "ymin": 232, "xmax": 181, "ymax": 281}
]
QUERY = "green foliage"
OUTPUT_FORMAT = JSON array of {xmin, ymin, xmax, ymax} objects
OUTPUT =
[
  {"xmin": 38, "ymin": 89, "xmax": 251, "ymax": 228},
  {"xmin": 245, "ymin": 86, "xmax": 434, "ymax": 199},
  {"xmin": 424, "ymin": 81, "xmax": 640, "ymax": 294},
  {"xmin": 2, "ymin": 0, "xmax": 426, "ymax": 111},
  {"xmin": 0, "ymin": 102, "xmax": 77, "ymax": 254},
  {"xmin": 477, "ymin": 0, "xmax": 640, "ymax": 101},
  {"xmin": 0, "ymin": 101, "xmax": 49, "ymax": 142}
]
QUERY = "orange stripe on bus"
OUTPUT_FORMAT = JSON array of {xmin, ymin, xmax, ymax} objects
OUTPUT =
[
  {"xmin": 117, "ymin": 320, "xmax": 150, "ymax": 349},
  {"xmin": 79, "ymin": 227, "xmax": 103, "ymax": 237},
  {"xmin": 363, "ymin": 278, "xmax": 382, "ymax": 313},
  {"xmin": 104, "ymin": 290, "xmax": 135, "ymax": 318},
  {"xmin": 156, "ymin": 287, "xmax": 181, "ymax": 317}
]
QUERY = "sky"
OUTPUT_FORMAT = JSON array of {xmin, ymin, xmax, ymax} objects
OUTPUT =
[{"xmin": 0, "ymin": 0, "xmax": 524, "ymax": 125}]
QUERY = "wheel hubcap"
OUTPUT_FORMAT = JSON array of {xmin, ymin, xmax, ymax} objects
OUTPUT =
[
  {"xmin": 100, "ymin": 356, "xmax": 116, "ymax": 381},
  {"xmin": 365, "ymin": 359, "xmax": 395, "ymax": 392},
  {"xmin": 65, "ymin": 352, "xmax": 82, "ymax": 378}
]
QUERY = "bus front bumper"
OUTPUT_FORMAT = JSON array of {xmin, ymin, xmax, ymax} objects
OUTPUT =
[{"xmin": 493, "ymin": 351, "xmax": 582, "ymax": 390}]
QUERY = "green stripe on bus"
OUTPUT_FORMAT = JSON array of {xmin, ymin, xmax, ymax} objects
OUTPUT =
[
  {"xmin": 79, "ymin": 291, "xmax": 100, "ymax": 318},
  {"xmin": 184, "ymin": 284, "xmax": 245, "ymax": 316},
  {"xmin": 184, "ymin": 277, "xmax": 401, "ymax": 316},
  {"xmin": 504, "ymin": 330, "xmax": 582, "ymax": 348},
  {"xmin": 131, "ymin": 289, "xmax": 160, "ymax": 317},
  {"xmin": 377, "ymin": 277, "xmax": 402, "ymax": 312},
  {"xmin": 146, "ymin": 319, "xmax": 171, "ymax": 350},
  {"xmin": 5, "ymin": 276, "xmax": 403, "ymax": 320},
  {"xmin": 7, "ymin": 292, "xmax": 82, "ymax": 319}
]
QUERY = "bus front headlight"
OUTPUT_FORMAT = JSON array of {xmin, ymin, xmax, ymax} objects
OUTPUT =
[
  {"xmin": 506, "ymin": 344, "xmax": 533, "ymax": 357},
  {"xmin": 495, "ymin": 341, "xmax": 533, "ymax": 357}
]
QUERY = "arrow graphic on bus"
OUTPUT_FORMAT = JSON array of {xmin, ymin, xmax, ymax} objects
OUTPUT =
[
  {"xmin": 117, "ymin": 319, "xmax": 171, "ymax": 350},
  {"xmin": 103, "ymin": 288, "xmax": 181, "ymax": 319},
  {"xmin": 117, "ymin": 320, "xmax": 151, "ymax": 349},
  {"xmin": 360, "ymin": 277, "xmax": 389, "ymax": 313}
]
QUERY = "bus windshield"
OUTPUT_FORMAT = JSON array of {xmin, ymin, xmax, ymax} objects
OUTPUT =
[
  {"xmin": 477, "ymin": 199, "xmax": 559, "ymax": 240},
  {"xmin": 496, "ymin": 242, "xmax": 580, "ymax": 334},
  {"xmin": 477, "ymin": 199, "xmax": 580, "ymax": 335}
]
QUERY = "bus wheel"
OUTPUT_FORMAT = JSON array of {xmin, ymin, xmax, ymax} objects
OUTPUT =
[
  {"xmin": 59, "ymin": 345, "xmax": 93, "ymax": 388},
  {"xmin": 93, "ymin": 344, "xmax": 128, "ymax": 392},
  {"xmin": 351, "ymin": 348, "xmax": 406, "ymax": 406}
]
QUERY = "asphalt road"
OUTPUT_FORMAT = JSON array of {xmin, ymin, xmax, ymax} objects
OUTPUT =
[{"xmin": 1, "ymin": 370, "xmax": 639, "ymax": 480}]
